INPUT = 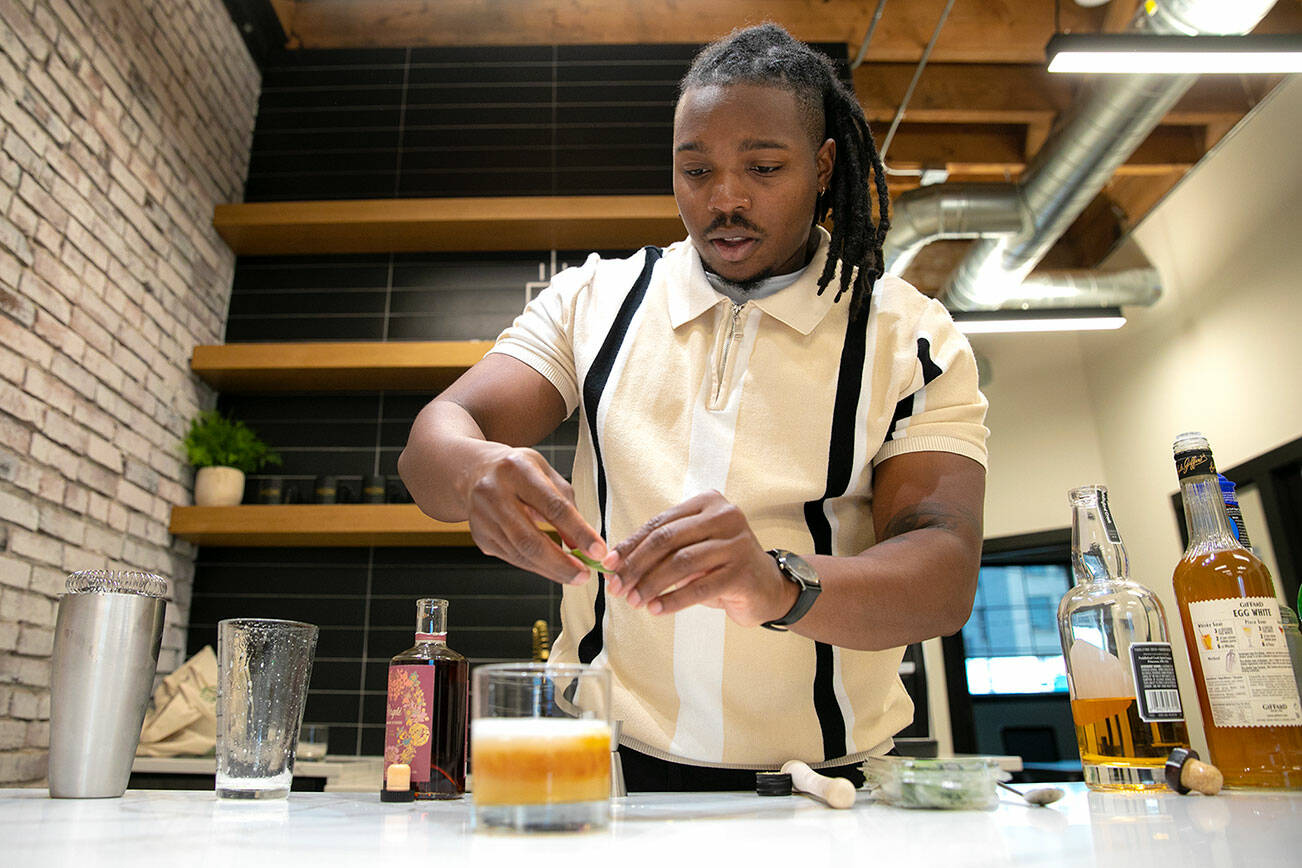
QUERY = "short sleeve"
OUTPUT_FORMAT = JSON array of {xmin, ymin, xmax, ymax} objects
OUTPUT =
[
  {"xmin": 487, "ymin": 254, "xmax": 601, "ymax": 416},
  {"xmin": 873, "ymin": 297, "xmax": 989, "ymax": 468}
]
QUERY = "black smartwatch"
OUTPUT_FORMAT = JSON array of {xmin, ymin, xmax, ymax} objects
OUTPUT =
[{"xmin": 761, "ymin": 549, "xmax": 822, "ymax": 631}]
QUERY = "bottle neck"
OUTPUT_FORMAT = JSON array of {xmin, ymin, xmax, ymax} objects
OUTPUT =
[
  {"xmin": 1071, "ymin": 496, "xmax": 1129, "ymax": 585},
  {"xmin": 1180, "ymin": 473, "xmax": 1240, "ymax": 553},
  {"xmin": 414, "ymin": 598, "xmax": 449, "ymax": 641}
]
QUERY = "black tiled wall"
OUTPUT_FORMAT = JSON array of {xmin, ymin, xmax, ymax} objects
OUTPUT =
[
  {"xmin": 189, "ymin": 42, "xmax": 928, "ymax": 756},
  {"xmin": 244, "ymin": 44, "xmax": 704, "ymax": 201}
]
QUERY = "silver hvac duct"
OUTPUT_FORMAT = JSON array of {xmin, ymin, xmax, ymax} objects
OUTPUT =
[
  {"xmin": 914, "ymin": 0, "xmax": 1283, "ymax": 311},
  {"xmin": 998, "ymin": 267, "xmax": 1162, "ymax": 310},
  {"xmin": 882, "ymin": 184, "xmax": 1029, "ymax": 276}
]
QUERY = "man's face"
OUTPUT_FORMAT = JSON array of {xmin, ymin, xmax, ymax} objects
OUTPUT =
[{"xmin": 672, "ymin": 83, "xmax": 835, "ymax": 286}]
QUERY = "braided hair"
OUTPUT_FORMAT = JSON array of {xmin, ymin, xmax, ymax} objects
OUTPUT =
[{"xmin": 679, "ymin": 23, "xmax": 890, "ymax": 320}]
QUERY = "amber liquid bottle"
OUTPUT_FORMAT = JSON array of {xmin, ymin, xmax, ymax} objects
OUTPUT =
[
  {"xmin": 383, "ymin": 598, "xmax": 469, "ymax": 799},
  {"xmin": 1058, "ymin": 485, "xmax": 1190, "ymax": 791},
  {"xmin": 1171, "ymin": 432, "xmax": 1302, "ymax": 788}
]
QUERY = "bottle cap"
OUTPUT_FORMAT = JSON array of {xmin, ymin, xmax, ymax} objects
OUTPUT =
[
  {"xmin": 756, "ymin": 771, "xmax": 793, "ymax": 796},
  {"xmin": 381, "ymin": 762, "xmax": 415, "ymax": 802},
  {"xmin": 1165, "ymin": 747, "xmax": 1223, "ymax": 796}
]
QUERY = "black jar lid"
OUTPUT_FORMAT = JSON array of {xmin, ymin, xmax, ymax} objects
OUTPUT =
[{"xmin": 756, "ymin": 771, "xmax": 793, "ymax": 796}]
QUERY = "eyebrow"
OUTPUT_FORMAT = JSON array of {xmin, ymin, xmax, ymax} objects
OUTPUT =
[{"xmin": 674, "ymin": 138, "xmax": 793, "ymax": 154}]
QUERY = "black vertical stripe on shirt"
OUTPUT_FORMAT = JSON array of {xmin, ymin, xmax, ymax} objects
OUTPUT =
[
  {"xmin": 885, "ymin": 337, "xmax": 944, "ymax": 442},
  {"xmin": 576, "ymin": 246, "xmax": 662, "ymax": 665},
  {"xmin": 801, "ymin": 309, "xmax": 870, "ymax": 761}
]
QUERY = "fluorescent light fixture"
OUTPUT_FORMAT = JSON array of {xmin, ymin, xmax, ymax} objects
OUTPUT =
[
  {"xmin": 952, "ymin": 307, "xmax": 1126, "ymax": 335},
  {"xmin": 1046, "ymin": 33, "xmax": 1302, "ymax": 74}
]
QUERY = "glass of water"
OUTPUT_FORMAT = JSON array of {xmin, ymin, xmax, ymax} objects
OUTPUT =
[{"xmin": 216, "ymin": 618, "xmax": 318, "ymax": 799}]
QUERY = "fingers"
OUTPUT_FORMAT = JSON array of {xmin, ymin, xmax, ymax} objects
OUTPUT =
[
  {"xmin": 533, "ymin": 462, "xmax": 607, "ymax": 562},
  {"xmin": 607, "ymin": 492, "xmax": 781, "ymax": 624},
  {"xmin": 609, "ymin": 506, "xmax": 716, "ymax": 605},
  {"xmin": 470, "ymin": 497, "xmax": 589, "ymax": 586},
  {"xmin": 611, "ymin": 492, "xmax": 752, "ymax": 608},
  {"xmin": 607, "ymin": 490, "xmax": 716, "ymax": 574},
  {"xmin": 644, "ymin": 568, "xmax": 731, "ymax": 617},
  {"xmin": 466, "ymin": 447, "xmax": 602, "ymax": 585}
]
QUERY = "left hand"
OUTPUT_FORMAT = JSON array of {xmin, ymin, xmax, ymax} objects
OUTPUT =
[{"xmin": 601, "ymin": 490, "xmax": 796, "ymax": 627}]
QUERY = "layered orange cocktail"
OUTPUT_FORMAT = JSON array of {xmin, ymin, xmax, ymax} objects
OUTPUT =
[{"xmin": 471, "ymin": 717, "xmax": 611, "ymax": 806}]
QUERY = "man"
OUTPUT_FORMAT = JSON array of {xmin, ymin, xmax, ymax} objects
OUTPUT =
[{"xmin": 398, "ymin": 24, "xmax": 988, "ymax": 791}]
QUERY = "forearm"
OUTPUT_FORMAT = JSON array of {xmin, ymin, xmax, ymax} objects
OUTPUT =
[
  {"xmin": 398, "ymin": 398, "xmax": 504, "ymax": 522},
  {"xmin": 786, "ymin": 453, "xmax": 985, "ymax": 651},
  {"xmin": 790, "ymin": 527, "xmax": 980, "ymax": 651}
]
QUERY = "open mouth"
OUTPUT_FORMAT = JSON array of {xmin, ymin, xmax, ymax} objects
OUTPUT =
[{"xmin": 709, "ymin": 236, "xmax": 759, "ymax": 262}]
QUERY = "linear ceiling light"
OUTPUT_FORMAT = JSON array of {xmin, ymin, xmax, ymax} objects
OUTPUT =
[
  {"xmin": 1046, "ymin": 34, "xmax": 1302, "ymax": 74},
  {"xmin": 951, "ymin": 307, "xmax": 1126, "ymax": 335}
]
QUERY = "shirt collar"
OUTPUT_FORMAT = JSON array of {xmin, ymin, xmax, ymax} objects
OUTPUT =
[{"xmin": 667, "ymin": 226, "xmax": 842, "ymax": 335}]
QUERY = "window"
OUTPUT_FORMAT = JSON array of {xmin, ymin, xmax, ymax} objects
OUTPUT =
[{"xmin": 962, "ymin": 563, "xmax": 1070, "ymax": 695}]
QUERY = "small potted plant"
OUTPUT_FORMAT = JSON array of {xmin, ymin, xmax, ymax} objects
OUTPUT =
[{"xmin": 183, "ymin": 410, "xmax": 281, "ymax": 507}]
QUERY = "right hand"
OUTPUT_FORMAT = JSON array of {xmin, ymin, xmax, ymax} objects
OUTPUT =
[{"xmin": 461, "ymin": 442, "xmax": 606, "ymax": 585}]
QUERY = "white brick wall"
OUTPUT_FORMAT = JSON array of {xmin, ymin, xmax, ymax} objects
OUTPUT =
[{"xmin": 0, "ymin": 0, "xmax": 259, "ymax": 785}]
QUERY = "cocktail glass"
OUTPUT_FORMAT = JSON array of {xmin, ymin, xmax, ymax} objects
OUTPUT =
[{"xmin": 471, "ymin": 662, "xmax": 612, "ymax": 832}]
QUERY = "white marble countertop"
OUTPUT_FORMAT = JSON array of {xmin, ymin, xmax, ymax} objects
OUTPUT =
[
  {"xmin": 6, "ymin": 784, "xmax": 1300, "ymax": 867},
  {"xmin": 130, "ymin": 755, "xmax": 384, "ymax": 792}
]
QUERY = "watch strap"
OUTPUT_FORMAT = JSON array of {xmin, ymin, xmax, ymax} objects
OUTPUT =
[{"xmin": 761, "ymin": 549, "xmax": 821, "ymax": 631}]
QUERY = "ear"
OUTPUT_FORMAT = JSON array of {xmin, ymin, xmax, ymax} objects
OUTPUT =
[{"xmin": 816, "ymin": 138, "xmax": 836, "ymax": 191}]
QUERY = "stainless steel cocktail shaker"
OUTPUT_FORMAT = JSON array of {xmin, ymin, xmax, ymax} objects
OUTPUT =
[{"xmin": 48, "ymin": 569, "xmax": 168, "ymax": 798}]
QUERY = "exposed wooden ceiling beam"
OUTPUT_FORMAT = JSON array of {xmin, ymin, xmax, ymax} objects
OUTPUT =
[
  {"xmin": 273, "ymin": 0, "xmax": 1106, "ymax": 60},
  {"xmin": 874, "ymin": 122, "xmax": 1202, "ymax": 177},
  {"xmin": 853, "ymin": 63, "xmax": 1260, "ymax": 127},
  {"xmin": 272, "ymin": 0, "xmax": 1300, "ymax": 53},
  {"xmin": 1103, "ymin": 0, "xmax": 1142, "ymax": 34}
]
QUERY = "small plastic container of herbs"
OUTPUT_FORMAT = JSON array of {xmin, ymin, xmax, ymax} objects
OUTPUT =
[{"xmin": 861, "ymin": 756, "xmax": 1006, "ymax": 810}]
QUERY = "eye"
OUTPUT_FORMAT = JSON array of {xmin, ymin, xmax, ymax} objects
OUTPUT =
[
  {"xmin": 680, "ymin": 166, "xmax": 709, "ymax": 178},
  {"xmin": 751, "ymin": 164, "xmax": 781, "ymax": 175}
]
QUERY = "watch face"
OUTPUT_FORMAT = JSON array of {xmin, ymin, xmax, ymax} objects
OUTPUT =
[{"xmin": 778, "ymin": 551, "xmax": 820, "ymax": 588}]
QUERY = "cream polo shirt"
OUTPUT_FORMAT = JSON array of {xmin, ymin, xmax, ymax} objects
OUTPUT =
[{"xmin": 489, "ymin": 227, "xmax": 989, "ymax": 769}]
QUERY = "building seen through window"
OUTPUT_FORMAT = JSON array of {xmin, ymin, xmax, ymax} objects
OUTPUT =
[{"xmin": 962, "ymin": 564, "xmax": 1071, "ymax": 695}]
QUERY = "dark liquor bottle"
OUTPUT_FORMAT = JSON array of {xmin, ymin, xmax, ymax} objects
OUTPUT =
[
  {"xmin": 383, "ymin": 598, "xmax": 469, "ymax": 799},
  {"xmin": 1058, "ymin": 485, "xmax": 1190, "ymax": 791},
  {"xmin": 1171, "ymin": 432, "xmax": 1302, "ymax": 788}
]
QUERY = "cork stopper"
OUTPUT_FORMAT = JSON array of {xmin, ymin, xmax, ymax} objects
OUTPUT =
[
  {"xmin": 380, "ymin": 762, "xmax": 415, "ymax": 802},
  {"xmin": 1165, "ymin": 747, "xmax": 1223, "ymax": 796}
]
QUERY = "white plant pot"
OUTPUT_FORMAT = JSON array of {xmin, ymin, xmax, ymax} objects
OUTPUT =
[{"xmin": 194, "ymin": 466, "xmax": 246, "ymax": 507}]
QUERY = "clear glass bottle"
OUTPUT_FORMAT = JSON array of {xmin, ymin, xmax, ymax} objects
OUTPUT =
[
  {"xmin": 1058, "ymin": 485, "xmax": 1191, "ymax": 791},
  {"xmin": 383, "ymin": 598, "xmax": 469, "ymax": 799},
  {"xmin": 1171, "ymin": 432, "xmax": 1302, "ymax": 788}
]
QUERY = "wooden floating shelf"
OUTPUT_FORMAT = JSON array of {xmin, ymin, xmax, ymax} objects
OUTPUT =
[
  {"xmin": 214, "ymin": 194, "xmax": 685, "ymax": 255},
  {"xmin": 170, "ymin": 504, "xmax": 478, "ymax": 547},
  {"xmin": 190, "ymin": 340, "xmax": 493, "ymax": 392}
]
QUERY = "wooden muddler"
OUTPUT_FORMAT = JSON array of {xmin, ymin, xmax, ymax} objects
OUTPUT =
[{"xmin": 782, "ymin": 759, "xmax": 857, "ymax": 809}]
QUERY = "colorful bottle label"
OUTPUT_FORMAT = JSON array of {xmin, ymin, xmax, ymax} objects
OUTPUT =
[
  {"xmin": 1128, "ymin": 642, "xmax": 1184, "ymax": 722},
  {"xmin": 1187, "ymin": 596, "xmax": 1302, "ymax": 727},
  {"xmin": 384, "ymin": 664, "xmax": 434, "ymax": 783}
]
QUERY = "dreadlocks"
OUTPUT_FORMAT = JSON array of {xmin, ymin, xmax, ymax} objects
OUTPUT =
[{"xmin": 680, "ymin": 23, "xmax": 890, "ymax": 321}]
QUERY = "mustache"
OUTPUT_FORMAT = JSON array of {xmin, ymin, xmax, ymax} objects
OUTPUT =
[{"xmin": 705, "ymin": 214, "xmax": 763, "ymax": 236}]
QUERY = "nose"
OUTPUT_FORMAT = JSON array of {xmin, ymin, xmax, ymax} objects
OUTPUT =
[{"xmin": 707, "ymin": 172, "xmax": 750, "ymax": 214}]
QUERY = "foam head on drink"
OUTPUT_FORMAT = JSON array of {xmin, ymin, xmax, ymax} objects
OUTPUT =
[{"xmin": 471, "ymin": 717, "xmax": 611, "ymax": 805}]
